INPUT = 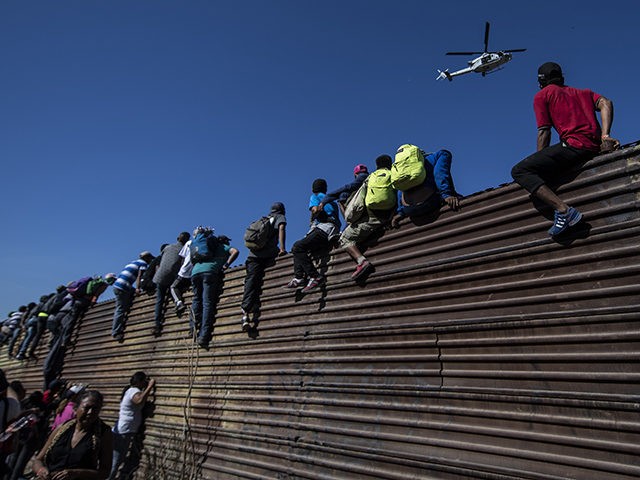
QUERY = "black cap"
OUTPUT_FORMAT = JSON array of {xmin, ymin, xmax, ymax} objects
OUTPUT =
[
  {"xmin": 270, "ymin": 202, "xmax": 285, "ymax": 214},
  {"xmin": 538, "ymin": 62, "xmax": 564, "ymax": 87}
]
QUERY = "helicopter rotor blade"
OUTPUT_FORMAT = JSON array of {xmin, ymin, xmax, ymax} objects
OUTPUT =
[
  {"xmin": 484, "ymin": 22, "xmax": 490, "ymax": 53},
  {"xmin": 446, "ymin": 51, "xmax": 483, "ymax": 55},
  {"xmin": 503, "ymin": 48, "xmax": 527, "ymax": 53}
]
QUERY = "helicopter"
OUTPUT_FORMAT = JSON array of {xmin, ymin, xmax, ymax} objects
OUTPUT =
[{"xmin": 436, "ymin": 22, "xmax": 526, "ymax": 81}]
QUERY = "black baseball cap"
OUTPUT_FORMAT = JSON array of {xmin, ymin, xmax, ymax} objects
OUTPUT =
[{"xmin": 538, "ymin": 62, "xmax": 563, "ymax": 86}]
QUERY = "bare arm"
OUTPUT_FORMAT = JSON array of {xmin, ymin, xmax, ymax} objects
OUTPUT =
[
  {"xmin": 278, "ymin": 224, "xmax": 287, "ymax": 255},
  {"xmin": 132, "ymin": 379, "xmax": 155, "ymax": 405},
  {"xmin": 224, "ymin": 248, "xmax": 240, "ymax": 269},
  {"xmin": 596, "ymin": 96, "xmax": 620, "ymax": 150},
  {"xmin": 596, "ymin": 96, "xmax": 614, "ymax": 136},
  {"xmin": 33, "ymin": 425, "xmax": 62, "ymax": 479},
  {"xmin": 537, "ymin": 127, "xmax": 551, "ymax": 151},
  {"xmin": 134, "ymin": 269, "xmax": 144, "ymax": 293}
]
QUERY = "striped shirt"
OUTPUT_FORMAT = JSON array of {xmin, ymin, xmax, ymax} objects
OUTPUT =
[{"xmin": 113, "ymin": 259, "xmax": 148, "ymax": 292}]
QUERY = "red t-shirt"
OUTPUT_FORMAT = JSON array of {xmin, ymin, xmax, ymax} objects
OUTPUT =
[{"xmin": 534, "ymin": 85, "xmax": 602, "ymax": 151}]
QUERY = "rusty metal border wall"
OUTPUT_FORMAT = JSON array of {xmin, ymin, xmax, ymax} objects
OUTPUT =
[{"xmin": 3, "ymin": 146, "xmax": 640, "ymax": 479}]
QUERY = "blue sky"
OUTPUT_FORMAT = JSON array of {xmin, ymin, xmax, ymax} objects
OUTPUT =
[{"xmin": 1, "ymin": 0, "xmax": 638, "ymax": 310}]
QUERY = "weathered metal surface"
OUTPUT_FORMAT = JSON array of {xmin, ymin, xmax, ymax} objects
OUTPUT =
[{"xmin": 2, "ymin": 146, "xmax": 639, "ymax": 479}]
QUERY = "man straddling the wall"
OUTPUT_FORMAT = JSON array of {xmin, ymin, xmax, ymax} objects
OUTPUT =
[
  {"xmin": 190, "ymin": 229, "xmax": 239, "ymax": 349},
  {"xmin": 511, "ymin": 62, "xmax": 620, "ymax": 237},
  {"xmin": 151, "ymin": 232, "xmax": 191, "ymax": 337},
  {"xmin": 112, "ymin": 252, "xmax": 155, "ymax": 343},
  {"xmin": 241, "ymin": 203, "xmax": 287, "ymax": 331},
  {"xmin": 284, "ymin": 179, "xmax": 341, "ymax": 294}
]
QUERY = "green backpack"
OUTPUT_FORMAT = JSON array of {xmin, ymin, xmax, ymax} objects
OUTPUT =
[
  {"xmin": 391, "ymin": 144, "xmax": 427, "ymax": 191},
  {"xmin": 364, "ymin": 169, "xmax": 396, "ymax": 210}
]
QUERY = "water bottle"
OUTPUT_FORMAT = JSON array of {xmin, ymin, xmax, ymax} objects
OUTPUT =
[{"xmin": 0, "ymin": 413, "xmax": 38, "ymax": 441}]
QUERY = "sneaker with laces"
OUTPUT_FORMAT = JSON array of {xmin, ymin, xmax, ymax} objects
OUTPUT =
[
  {"xmin": 548, "ymin": 207, "xmax": 583, "ymax": 236},
  {"xmin": 175, "ymin": 302, "xmax": 186, "ymax": 318},
  {"xmin": 351, "ymin": 260, "xmax": 373, "ymax": 280},
  {"xmin": 241, "ymin": 311, "xmax": 251, "ymax": 331},
  {"xmin": 283, "ymin": 278, "xmax": 305, "ymax": 289},
  {"xmin": 301, "ymin": 276, "xmax": 324, "ymax": 293}
]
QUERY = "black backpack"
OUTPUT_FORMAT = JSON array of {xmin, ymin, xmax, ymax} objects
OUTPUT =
[{"xmin": 139, "ymin": 256, "xmax": 161, "ymax": 295}]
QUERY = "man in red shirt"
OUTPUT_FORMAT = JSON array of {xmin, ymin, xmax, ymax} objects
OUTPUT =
[{"xmin": 511, "ymin": 62, "xmax": 620, "ymax": 236}]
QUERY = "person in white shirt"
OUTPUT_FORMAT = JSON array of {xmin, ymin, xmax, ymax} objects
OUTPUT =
[
  {"xmin": 170, "ymin": 228, "xmax": 199, "ymax": 317},
  {"xmin": 108, "ymin": 372, "xmax": 155, "ymax": 480}
]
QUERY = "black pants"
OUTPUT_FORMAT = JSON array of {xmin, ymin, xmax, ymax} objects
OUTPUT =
[
  {"xmin": 511, "ymin": 143, "xmax": 595, "ymax": 194},
  {"xmin": 292, "ymin": 229, "xmax": 329, "ymax": 280},
  {"xmin": 170, "ymin": 276, "xmax": 190, "ymax": 305},
  {"xmin": 241, "ymin": 256, "xmax": 275, "ymax": 313}
]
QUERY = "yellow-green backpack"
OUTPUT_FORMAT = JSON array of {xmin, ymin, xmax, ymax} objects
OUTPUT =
[
  {"xmin": 391, "ymin": 144, "xmax": 427, "ymax": 191},
  {"xmin": 364, "ymin": 169, "xmax": 396, "ymax": 210}
]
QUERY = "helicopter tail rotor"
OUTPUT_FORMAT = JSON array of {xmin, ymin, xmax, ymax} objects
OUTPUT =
[{"xmin": 436, "ymin": 69, "xmax": 453, "ymax": 82}]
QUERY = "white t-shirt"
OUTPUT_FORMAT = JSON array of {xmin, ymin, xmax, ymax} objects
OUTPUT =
[
  {"xmin": 177, "ymin": 241, "xmax": 193, "ymax": 279},
  {"xmin": 116, "ymin": 387, "xmax": 142, "ymax": 434}
]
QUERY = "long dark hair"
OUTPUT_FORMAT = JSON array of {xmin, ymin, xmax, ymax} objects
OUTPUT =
[{"xmin": 121, "ymin": 371, "xmax": 147, "ymax": 400}]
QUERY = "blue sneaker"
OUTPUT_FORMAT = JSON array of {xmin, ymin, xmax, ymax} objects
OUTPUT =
[{"xmin": 548, "ymin": 207, "xmax": 583, "ymax": 236}]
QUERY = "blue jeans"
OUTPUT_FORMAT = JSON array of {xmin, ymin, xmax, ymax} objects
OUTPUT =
[
  {"xmin": 154, "ymin": 284, "xmax": 169, "ymax": 329},
  {"xmin": 17, "ymin": 316, "xmax": 40, "ymax": 356},
  {"xmin": 190, "ymin": 272, "xmax": 222, "ymax": 344},
  {"xmin": 109, "ymin": 430, "xmax": 141, "ymax": 480},
  {"xmin": 7, "ymin": 326, "xmax": 22, "ymax": 356},
  {"xmin": 112, "ymin": 288, "xmax": 135, "ymax": 336}
]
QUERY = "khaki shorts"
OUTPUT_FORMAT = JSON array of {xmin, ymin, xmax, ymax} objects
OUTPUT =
[{"xmin": 339, "ymin": 214, "xmax": 384, "ymax": 248}]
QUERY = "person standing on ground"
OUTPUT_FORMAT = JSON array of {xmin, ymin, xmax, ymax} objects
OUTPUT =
[
  {"xmin": 108, "ymin": 372, "xmax": 155, "ymax": 480},
  {"xmin": 32, "ymin": 390, "xmax": 112, "ymax": 480}
]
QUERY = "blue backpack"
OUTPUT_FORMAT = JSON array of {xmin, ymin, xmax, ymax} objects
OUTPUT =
[{"xmin": 190, "ymin": 232, "xmax": 219, "ymax": 264}]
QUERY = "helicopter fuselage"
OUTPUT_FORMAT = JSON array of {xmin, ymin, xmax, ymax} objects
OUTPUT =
[{"xmin": 468, "ymin": 52, "xmax": 512, "ymax": 73}]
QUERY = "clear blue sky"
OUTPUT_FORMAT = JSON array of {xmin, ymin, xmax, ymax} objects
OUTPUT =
[{"xmin": 1, "ymin": 0, "xmax": 638, "ymax": 310}]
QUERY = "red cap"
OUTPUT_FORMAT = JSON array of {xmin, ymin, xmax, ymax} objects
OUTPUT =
[{"xmin": 353, "ymin": 164, "xmax": 368, "ymax": 175}]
